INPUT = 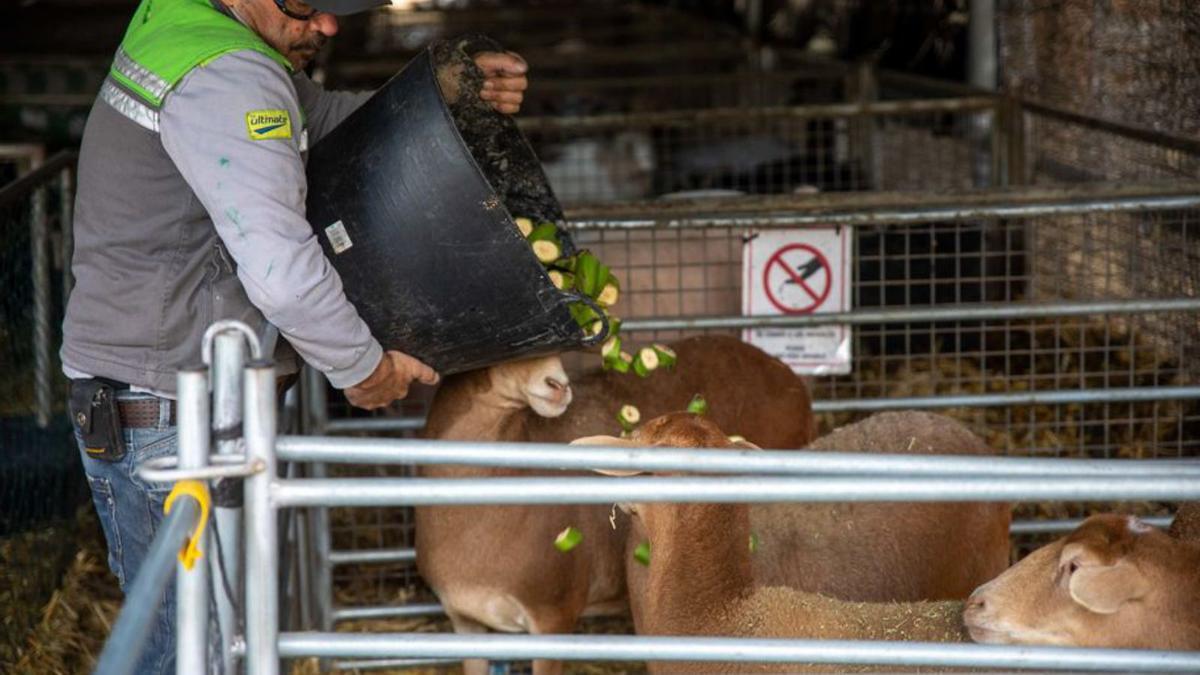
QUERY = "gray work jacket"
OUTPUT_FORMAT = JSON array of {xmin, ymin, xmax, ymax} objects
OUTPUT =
[{"xmin": 62, "ymin": 49, "xmax": 383, "ymax": 395}]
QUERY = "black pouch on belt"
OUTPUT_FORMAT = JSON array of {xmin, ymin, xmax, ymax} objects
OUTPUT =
[{"xmin": 70, "ymin": 379, "xmax": 126, "ymax": 461}]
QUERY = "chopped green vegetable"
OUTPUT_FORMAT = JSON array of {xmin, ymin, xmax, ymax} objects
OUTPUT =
[
  {"xmin": 597, "ymin": 272, "xmax": 620, "ymax": 307},
  {"xmin": 527, "ymin": 223, "xmax": 562, "ymax": 263},
  {"xmin": 617, "ymin": 404, "xmax": 641, "ymax": 432},
  {"xmin": 651, "ymin": 344, "xmax": 676, "ymax": 369},
  {"xmin": 554, "ymin": 526, "xmax": 583, "ymax": 552},
  {"xmin": 686, "ymin": 394, "xmax": 709, "ymax": 416},
  {"xmin": 514, "ymin": 216, "xmax": 535, "ymax": 237},
  {"xmin": 749, "ymin": 532, "xmax": 760, "ymax": 553},
  {"xmin": 611, "ymin": 351, "xmax": 633, "ymax": 374},
  {"xmin": 632, "ymin": 347, "xmax": 659, "ymax": 377},
  {"xmin": 601, "ymin": 335, "xmax": 622, "ymax": 360},
  {"xmin": 547, "ymin": 269, "xmax": 575, "ymax": 291},
  {"xmin": 633, "ymin": 540, "xmax": 651, "ymax": 566}
]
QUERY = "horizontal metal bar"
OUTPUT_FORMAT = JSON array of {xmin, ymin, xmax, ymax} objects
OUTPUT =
[
  {"xmin": 0, "ymin": 151, "xmax": 77, "ymax": 209},
  {"xmin": 331, "ymin": 659, "xmax": 458, "ymax": 671},
  {"xmin": 276, "ymin": 633, "xmax": 1200, "ymax": 671},
  {"xmin": 1021, "ymin": 98, "xmax": 1200, "ymax": 156},
  {"xmin": 1011, "ymin": 515, "xmax": 1174, "ymax": 535},
  {"xmin": 329, "ymin": 547, "xmax": 416, "ymax": 566},
  {"xmin": 325, "ymin": 416, "xmax": 425, "ymax": 434},
  {"xmin": 566, "ymin": 192, "xmax": 1200, "ymax": 230},
  {"xmin": 312, "ymin": 383, "xmax": 1199, "ymax": 435},
  {"xmin": 333, "ymin": 604, "xmax": 446, "ymax": 622},
  {"xmin": 276, "ymin": 436, "xmax": 1200, "ymax": 478},
  {"xmin": 812, "ymin": 385, "xmax": 1200, "ymax": 412},
  {"xmin": 272, "ymin": 474, "xmax": 1200, "ymax": 508},
  {"xmin": 620, "ymin": 297, "xmax": 1200, "ymax": 331},
  {"xmin": 517, "ymin": 97, "xmax": 998, "ymax": 132}
]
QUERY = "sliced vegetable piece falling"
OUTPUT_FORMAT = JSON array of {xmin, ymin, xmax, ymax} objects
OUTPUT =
[
  {"xmin": 617, "ymin": 404, "xmax": 641, "ymax": 433},
  {"xmin": 687, "ymin": 394, "xmax": 709, "ymax": 416},
  {"xmin": 633, "ymin": 540, "xmax": 651, "ymax": 566},
  {"xmin": 749, "ymin": 532, "xmax": 760, "ymax": 553},
  {"xmin": 527, "ymin": 223, "xmax": 562, "ymax": 264},
  {"xmin": 597, "ymin": 272, "xmax": 620, "ymax": 307},
  {"xmin": 633, "ymin": 347, "xmax": 659, "ymax": 378},
  {"xmin": 554, "ymin": 526, "xmax": 583, "ymax": 552},
  {"xmin": 514, "ymin": 216, "xmax": 534, "ymax": 237},
  {"xmin": 651, "ymin": 344, "xmax": 676, "ymax": 369}
]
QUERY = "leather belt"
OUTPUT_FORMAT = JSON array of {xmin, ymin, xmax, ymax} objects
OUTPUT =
[{"xmin": 118, "ymin": 398, "xmax": 176, "ymax": 428}]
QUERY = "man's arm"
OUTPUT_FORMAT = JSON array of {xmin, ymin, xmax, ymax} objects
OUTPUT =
[
  {"xmin": 160, "ymin": 50, "xmax": 433, "ymax": 400},
  {"xmin": 291, "ymin": 70, "xmax": 372, "ymax": 143}
]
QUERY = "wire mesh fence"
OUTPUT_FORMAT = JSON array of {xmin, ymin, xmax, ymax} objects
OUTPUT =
[{"xmin": 0, "ymin": 154, "xmax": 87, "ymax": 668}]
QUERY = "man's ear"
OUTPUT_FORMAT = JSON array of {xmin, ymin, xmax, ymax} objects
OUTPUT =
[{"xmin": 1068, "ymin": 562, "xmax": 1149, "ymax": 614}]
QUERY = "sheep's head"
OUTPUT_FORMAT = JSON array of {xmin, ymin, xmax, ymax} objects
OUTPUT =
[
  {"xmin": 571, "ymin": 411, "xmax": 758, "ymax": 525},
  {"xmin": 487, "ymin": 354, "xmax": 572, "ymax": 417},
  {"xmin": 964, "ymin": 514, "xmax": 1183, "ymax": 648}
]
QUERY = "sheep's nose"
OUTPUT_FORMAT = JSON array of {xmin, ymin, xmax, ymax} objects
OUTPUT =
[
  {"xmin": 545, "ymin": 377, "xmax": 565, "ymax": 391},
  {"xmin": 965, "ymin": 592, "xmax": 987, "ymax": 615}
]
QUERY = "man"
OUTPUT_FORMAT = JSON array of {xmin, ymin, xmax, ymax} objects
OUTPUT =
[{"xmin": 61, "ymin": 0, "xmax": 528, "ymax": 671}]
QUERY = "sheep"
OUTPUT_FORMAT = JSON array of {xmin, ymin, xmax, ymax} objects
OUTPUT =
[
  {"xmin": 963, "ymin": 511, "xmax": 1200, "ymax": 650},
  {"xmin": 573, "ymin": 412, "xmax": 970, "ymax": 674},
  {"xmin": 748, "ymin": 411, "xmax": 1011, "ymax": 602},
  {"xmin": 415, "ymin": 336, "xmax": 815, "ymax": 675}
]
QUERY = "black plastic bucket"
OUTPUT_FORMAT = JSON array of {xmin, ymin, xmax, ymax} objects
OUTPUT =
[{"xmin": 306, "ymin": 37, "xmax": 606, "ymax": 375}]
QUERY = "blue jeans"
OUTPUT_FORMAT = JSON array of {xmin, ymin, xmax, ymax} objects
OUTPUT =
[{"xmin": 76, "ymin": 391, "xmax": 179, "ymax": 675}]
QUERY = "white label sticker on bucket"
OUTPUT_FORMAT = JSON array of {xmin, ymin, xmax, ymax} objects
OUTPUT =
[{"xmin": 324, "ymin": 220, "xmax": 353, "ymax": 254}]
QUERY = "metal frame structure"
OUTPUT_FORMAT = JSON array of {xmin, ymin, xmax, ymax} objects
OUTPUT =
[{"xmin": 120, "ymin": 326, "xmax": 1200, "ymax": 672}]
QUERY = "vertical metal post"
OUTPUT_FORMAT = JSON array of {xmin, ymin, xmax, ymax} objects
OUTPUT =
[
  {"xmin": 969, "ymin": 0, "xmax": 997, "ymax": 188},
  {"xmin": 30, "ymin": 183, "xmax": 51, "ymax": 428},
  {"xmin": 59, "ymin": 167, "xmax": 74, "ymax": 305},
  {"xmin": 245, "ymin": 359, "xmax": 280, "ymax": 675},
  {"xmin": 302, "ymin": 365, "xmax": 335, "ymax": 636},
  {"xmin": 176, "ymin": 367, "xmax": 211, "ymax": 674},
  {"xmin": 850, "ymin": 61, "xmax": 881, "ymax": 191},
  {"xmin": 211, "ymin": 332, "xmax": 246, "ymax": 673}
]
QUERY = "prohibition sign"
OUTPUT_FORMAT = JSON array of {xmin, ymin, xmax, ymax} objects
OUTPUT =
[{"xmin": 763, "ymin": 243, "xmax": 832, "ymax": 314}]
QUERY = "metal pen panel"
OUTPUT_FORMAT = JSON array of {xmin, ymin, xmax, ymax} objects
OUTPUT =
[
  {"xmin": 274, "ymin": 633, "xmax": 1200, "ymax": 672},
  {"xmin": 210, "ymin": 331, "xmax": 245, "ymax": 672},
  {"xmin": 272, "ymin": 474, "xmax": 1200, "ymax": 508},
  {"xmin": 175, "ymin": 367, "xmax": 210, "ymax": 674},
  {"xmin": 244, "ymin": 360, "xmax": 280, "ymax": 675},
  {"xmin": 275, "ymin": 435, "xmax": 1200, "ymax": 477}
]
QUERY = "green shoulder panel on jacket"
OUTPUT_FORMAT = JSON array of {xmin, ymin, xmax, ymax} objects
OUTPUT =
[{"xmin": 114, "ymin": 0, "xmax": 292, "ymax": 107}]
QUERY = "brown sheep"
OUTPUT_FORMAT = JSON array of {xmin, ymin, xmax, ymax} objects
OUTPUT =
[
  {"xmin": 964, "ymin": 511, "xmax": 1200, "ymax": 649},
  {"xmin": 415, "ymin": 336, "xmax": 814, "ymax": 675},
  {"xmin": 575, "ymin": 412, "xmax": 969, "ymax": 674}
]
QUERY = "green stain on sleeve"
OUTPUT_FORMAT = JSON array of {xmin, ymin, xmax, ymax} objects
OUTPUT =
[
  {"xmin": 265, "ymin": 259, "xmax": 275, "ymax": 280},
  {"xmin": 219, "ymin": 157, "xmax": 230, "ymax": 168},
  {"xmin": 224, "ymin": 206, "xmax": 246, "ymax": 238}
]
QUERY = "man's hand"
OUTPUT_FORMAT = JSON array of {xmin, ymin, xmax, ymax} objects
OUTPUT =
[
  {"xmin": 474, "ymin": 51, "xmax": 528, "ymax": 114},
  {"xmin": 345, "ymin": 350, "xmax": 439, "ymax": 410}
]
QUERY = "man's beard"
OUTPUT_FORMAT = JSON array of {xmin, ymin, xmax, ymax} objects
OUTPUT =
[{"xmin": 291, "ymin": 35, "xmax": 327, "ymax": 67}]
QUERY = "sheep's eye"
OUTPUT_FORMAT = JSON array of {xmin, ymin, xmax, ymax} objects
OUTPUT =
[{"xmin": 1067, "ymin": 560, "xmax": 1080, "ymax": 575}]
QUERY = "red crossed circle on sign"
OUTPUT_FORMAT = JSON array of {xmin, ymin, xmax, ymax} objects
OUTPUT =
[{"xmin": 762, "ymin": 243, "xmax": 832, "ymax": 314}]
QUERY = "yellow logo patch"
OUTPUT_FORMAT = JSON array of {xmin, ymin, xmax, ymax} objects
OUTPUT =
[{"xmin": 245, "ymin": 109, "xmax": 293, "ymax": 141}]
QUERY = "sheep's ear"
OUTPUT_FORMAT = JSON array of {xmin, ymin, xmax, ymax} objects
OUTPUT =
[
  {"xmin": 570, "ymin": 435, "xmax": 645, "ymax": 476},
  {"xmin": 1068, "ymin": 562, "xmax": 1149, "ymax": 614}
]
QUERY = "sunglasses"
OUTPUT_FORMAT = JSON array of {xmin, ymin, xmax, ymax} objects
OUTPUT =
[{"xmin": 273, "ymin": 0, "xmax": 321, "ymax": 21}]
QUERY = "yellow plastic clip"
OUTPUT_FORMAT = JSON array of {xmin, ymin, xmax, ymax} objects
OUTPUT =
[{"xmin": 164, "ymin": 480, "xmax": 211, "ymax": 571}]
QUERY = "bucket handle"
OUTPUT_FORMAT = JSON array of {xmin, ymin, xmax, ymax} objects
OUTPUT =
[{"xmin": 562, "ymin": 291, "xmax": 610, "ymax": 347}]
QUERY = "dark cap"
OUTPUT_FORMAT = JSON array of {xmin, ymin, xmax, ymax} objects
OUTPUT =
[{"xmin": 308, "ymin": 0, "xmax": 391, "ymax": 15}]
